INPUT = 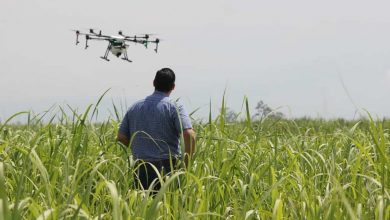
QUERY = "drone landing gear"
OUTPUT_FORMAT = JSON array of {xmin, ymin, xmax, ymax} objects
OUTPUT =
[
  {"xmin": 100, "ymin": 57, "xmax": 110, "ymax": 61},
  {"xmin": 100, "ymin": 43, "xmax": 111, "ymax": 61},
  {"xmin": 122, "ymin": 50, "xmax": 132, "ymax": 62},
  {"xmin": 122, "ymin": 58, "xmax": 132, "ymax": 62}
]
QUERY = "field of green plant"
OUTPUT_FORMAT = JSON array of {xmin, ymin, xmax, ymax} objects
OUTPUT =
[{"xmin": 0, "ymin": 100, "xmax": 389, "ymax": 219}]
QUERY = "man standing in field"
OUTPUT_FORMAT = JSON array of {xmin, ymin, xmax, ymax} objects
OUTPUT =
[{"xmin": 117, "ymin": 68, "xmax": 196, "ymax": 191}]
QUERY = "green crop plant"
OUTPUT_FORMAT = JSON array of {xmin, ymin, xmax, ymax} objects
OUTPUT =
[{"xmin": 0, "ymin": 96, "xmax": 389, "ymax": 219}]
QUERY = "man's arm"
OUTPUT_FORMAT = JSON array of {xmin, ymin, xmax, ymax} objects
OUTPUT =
[
  {"xmin": 117, "ymin": 132, "xmax": 130, "ymax": 147},
  {"xmin": 183, "ymin": 128, "xmax": 196, "ymax": 167},
  {"xmin": 118, "ymin": 111, "xmax": 130, "ymax": 147}
]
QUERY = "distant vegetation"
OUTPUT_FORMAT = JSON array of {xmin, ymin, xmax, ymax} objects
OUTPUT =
[
  {"xmin": 0, "ymin": 99, "xmax": 389, "ymax": 219},
  {"xmin": 222, "ymin": 100, "xmax": 284, "ymax": 123}
]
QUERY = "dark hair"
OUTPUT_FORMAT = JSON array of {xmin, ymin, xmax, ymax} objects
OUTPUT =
[{"xmin": 153, "ymin": 68, "xmax": 175, "ymax": 92}]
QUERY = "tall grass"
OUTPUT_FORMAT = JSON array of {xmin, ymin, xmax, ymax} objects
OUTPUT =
[{"xmin": 0, "ymin": 98, "xmax": 389, "ymax": 219}]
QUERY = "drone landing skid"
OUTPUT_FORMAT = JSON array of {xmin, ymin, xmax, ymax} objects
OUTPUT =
[
  {"xmin": 100, "ymin": 56, "xmax": 110, "ymax": 61},
  {"xmin": 122, "ymin": 58, "xmax": 132, "ymax": 62},
  {"xmin": 99, "ymin": 43, "xmax": 112, "ymax": 61},
  {"xmin": 120, "ymin": 49, "xmax": 132, "ymax": 62}
]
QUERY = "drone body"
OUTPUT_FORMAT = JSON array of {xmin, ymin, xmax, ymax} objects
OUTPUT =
[
  {"xmin": 101, "ymin": 36, "xmax": 129, "ymax": 60},
  {"xmin": 73, "ymin": 29, "xmax": 160, "ymax": 62}
]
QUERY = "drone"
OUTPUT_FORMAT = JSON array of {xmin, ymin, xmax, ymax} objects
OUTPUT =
[{"xmin": 73, "ymin": 29, "xmax": 160, "ymax": 62}]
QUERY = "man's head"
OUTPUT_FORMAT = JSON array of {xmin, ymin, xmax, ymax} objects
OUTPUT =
[{"xmin": 154, "ymin": 68, "xmax": 175, "ymax": 93}]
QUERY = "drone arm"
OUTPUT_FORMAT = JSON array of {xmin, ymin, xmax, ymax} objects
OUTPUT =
[
  {"xmin": 125, "ymin": 39, "xmax": 159, "ymax": 51},
  {"xmin": 85, "ymin": 35, "xmax": 111, "ymax": 49},
  {"xmin": 123, "ymin": 38, "xmax": 138, "ymax": 43},
  {"xmin": 90, "ymin": 33, "xmax": 111, "ymax": 38},
  {"xmin": 88, "ymin": 36, "xmax": 111, "ymax": 41}
]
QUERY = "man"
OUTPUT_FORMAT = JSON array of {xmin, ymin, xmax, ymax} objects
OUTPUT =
[{"xmin": 117, "ymin": 68, "xmax": 196, "ymax": 191}]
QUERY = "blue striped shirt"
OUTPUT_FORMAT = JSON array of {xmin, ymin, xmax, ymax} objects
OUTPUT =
[{"xmin": 119, "ymin": 91, "xmax": 192, "ymax": 161}]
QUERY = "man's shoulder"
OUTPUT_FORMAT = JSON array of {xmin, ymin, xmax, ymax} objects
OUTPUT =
[
  {"xmin": 169, "ymin": 98, "xmax": 186, "ymax": 108},
  {"xmin": 133, "ymin": 98, "xmax": 146, "ymax": 105},
  {"xmin": 126, "ymin": 96, "xmax": 186, "ymax": 112},
  {"xmin": 127, "ymin": 99, "xmax": 146, "ymax": 111},
  {"xmin": 165, "ymin": 97, "xmax": 180, "ymax": 105},
  {"xmin": 161, "ymin": 98, "xmax": 187, "ymax": 111}
]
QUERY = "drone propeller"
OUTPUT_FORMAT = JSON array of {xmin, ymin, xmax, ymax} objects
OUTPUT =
[
  {"xmin": 87, "ymin": 28, "xmax": 99, "ymax": 33},
  {"xmin": 118, "ymin": 31, "xmax": 136, "ymax": 38},
  {"xmin": 137, "ymin": 34, "xmax": 150, "ymax": 39},
  {"xmin": 71, "ymin": 29, "xmax": 89, "ymax": 35},
  {"xmin": 119, "ymin": 31, "xmax": 142, "ymax": 44},
  {"xmin": 137, "ymin": 38, "xmax": 161, "ymax": 50},
  {"xmin": 84, "ymin": 28, "xmax": 105, "ymax": 36},
  {"xmin": 90, "ymin": 29, "xmax": 102, "ymax": 36},
  {"xmin": 137, "ymin": 33, "xmax": 157, "ymax": 36},
  {"xmin": 120, "ymin": 32, "xmax": 157, "ymax": 40},
  {"xmin": 137, "ymin": 33, "xmax": 157, "ymax": 39}
]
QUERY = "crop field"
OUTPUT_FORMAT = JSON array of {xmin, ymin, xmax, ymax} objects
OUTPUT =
[{"xmin": 0, "ymin": 102, "xmax": 389, "ymax": 219}]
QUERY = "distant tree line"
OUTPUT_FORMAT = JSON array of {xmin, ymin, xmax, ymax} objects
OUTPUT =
[
  {"xmin": 222, "ymin": 100, "xmax": 284, "ymax": 123},
  {"xmin": 253, "ymin": 100, "xmax": 284, "ymax": 119}
]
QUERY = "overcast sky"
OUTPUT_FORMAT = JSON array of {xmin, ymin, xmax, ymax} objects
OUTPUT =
[{"xmin": 1, "ymin": 0, "xmax": 390, "ymax": 121}]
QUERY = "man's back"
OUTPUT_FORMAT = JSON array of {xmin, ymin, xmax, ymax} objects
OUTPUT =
[
  {"xmin": 119, "ymin": 91, "xmax": 192, "ymax": 161},
  {"xmin": 117, "ymin": 67, "xmax": 196, "ymax": 190}
]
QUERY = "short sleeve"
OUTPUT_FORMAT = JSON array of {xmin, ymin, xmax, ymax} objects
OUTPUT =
[
  {"xmin": 119, "ymin": 111, "xmax": 130, "ymax": 139},
  {"xmin": 173, "ymin": 102, "xmax": 193, "ymax": 132}
]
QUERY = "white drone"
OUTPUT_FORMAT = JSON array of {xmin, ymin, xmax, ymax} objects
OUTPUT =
[{"xmin": 73, "ymin": 29, "xmax": 160, "ymax": 62}]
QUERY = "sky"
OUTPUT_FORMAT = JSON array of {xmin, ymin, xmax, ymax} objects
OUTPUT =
[{"xmin": 1, "ymin": 0, "xmax": 390, "ymax": 122}]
